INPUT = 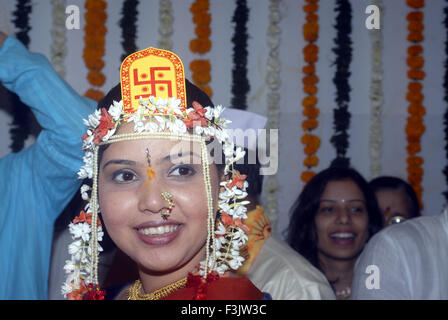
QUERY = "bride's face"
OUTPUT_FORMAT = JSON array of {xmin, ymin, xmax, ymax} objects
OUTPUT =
[{"xmin": 98, "ymin": 122, "xmax": 221, "ymax": 275}]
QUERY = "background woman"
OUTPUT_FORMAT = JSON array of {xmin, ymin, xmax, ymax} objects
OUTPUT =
[
  {"xmin": 285, "ymin": 167, "xmax": 383, "ymax": 299},
  {"xmin": 369, "ymin": 176, "xmax": 421, "ymax": 226}
]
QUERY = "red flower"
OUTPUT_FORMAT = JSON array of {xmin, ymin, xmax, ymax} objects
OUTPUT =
[
  {"xmin": 83, "ymin": 283, "xmax": 106, "ymax": 300},
  {"xmin": 73, "ymin": 210, "xmax": 102, "ymax": 227},
  {"xmin": 226, "ymin": 172, "xmax": 247, "ymax": 189},
  {"xmin": 183, "ymin": 101, "xmax": 209, "ymax": 128},
  {"xmin": 93, "ymin": 108, "xmax": 115, "ymax": 144},
  {"xmin": 66, "ymin": 280, "xmax": 88, "ymax": 300}
]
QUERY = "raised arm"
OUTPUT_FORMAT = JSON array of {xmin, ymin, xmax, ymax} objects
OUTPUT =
[{"xmin": 0, "ymin": 33, "xmax": 97, "ymax": 222}]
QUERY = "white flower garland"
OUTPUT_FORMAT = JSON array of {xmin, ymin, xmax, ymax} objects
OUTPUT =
[
  {"xmin": 63, "ymin": 97, "xmax": 250, "ymax": 298},
  {"xmin": 158, "ymin": 0, "xmax": 174, "ymax": 51},
  {"xmin": 264, "ymin": 0, "xmax": 281, "ymax": 225},
  {"xmin": 50, "ymin": 0, "xmax": 67, "ymax": 78},
  {"xmin": 369, "ymin": 0, "xmax": 384, "ymax": 179}
]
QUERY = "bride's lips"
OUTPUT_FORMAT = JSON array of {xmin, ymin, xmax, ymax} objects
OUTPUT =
[{"xmin": 135, "ymin": 220, "xmax": 183, "ymax": 246}]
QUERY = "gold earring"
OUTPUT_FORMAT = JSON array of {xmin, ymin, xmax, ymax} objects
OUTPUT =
[{"xmin": 160, "ymin": 191, "xmax": 174, "ymax": 220}]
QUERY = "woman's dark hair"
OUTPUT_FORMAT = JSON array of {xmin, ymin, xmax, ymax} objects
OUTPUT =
[
  {"xmin": 369, "ymin": 176, "xmax": 420, "ymax": 218},
  {"xmin": 284, "ymin": 167, "xmax": 383, "ymax": 269}
]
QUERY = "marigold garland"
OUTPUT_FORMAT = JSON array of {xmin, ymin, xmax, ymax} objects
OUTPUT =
[
  {"xmin": 9, "ymin": 0, "xmax": 33, "ymax": 152},
  {"xmin": 83, "ymin": 0, "xmax": 107, "ymax": 102},
  {"xmin": 189, "ymin": 0, "xmax": 212, "ymax": 98},
  {"xmin": 231, "ymin": 0, "xmax": 250, "ymax": 110},
  {"xmin": 443, "ymin": 1, "xmax": 448, "ymax": 203},
  {"xmin": 330, "ymin": 0, "xmax": 352, "ymax": 169},
  {"xmin": 301, "ymin": 0, "xmax": 320, "ymax": 183},
  {"xmin": 405, "ymin": 0, "xmax": 425, "ymax": 209}
]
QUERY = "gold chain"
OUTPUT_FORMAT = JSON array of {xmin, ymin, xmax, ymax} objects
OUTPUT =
[{"xmin": 127, "ymin": 277, "xmax": 187, "ymax": 300}]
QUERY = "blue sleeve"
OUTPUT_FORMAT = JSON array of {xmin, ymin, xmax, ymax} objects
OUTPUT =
[{"xmin": 0, "ymin": 36, "xmax": 97, "ymax": 223}]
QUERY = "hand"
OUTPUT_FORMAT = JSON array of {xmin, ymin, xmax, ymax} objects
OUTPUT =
[{"xmin": 0, "ymin": 32, "xmax": 7, "ymax": 49}]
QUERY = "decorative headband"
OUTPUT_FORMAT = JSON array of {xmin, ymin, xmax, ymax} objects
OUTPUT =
[{"xmin": 63, "ymin": 47, "xmax": 250, "ymax": 300}]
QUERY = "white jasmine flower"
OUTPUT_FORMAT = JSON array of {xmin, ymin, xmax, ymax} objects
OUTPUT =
[
  {"xmin": 80, "ymin": 184, "xmax": 90, "ymax": 201},
  {"xmin": 69, "ymin": 222, "xmax": 91, "ymax": 242}
]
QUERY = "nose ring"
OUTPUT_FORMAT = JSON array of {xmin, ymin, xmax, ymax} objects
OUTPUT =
[{"xmin": 160, "ymin": 191, "xmax": 175, "ymax": 220}]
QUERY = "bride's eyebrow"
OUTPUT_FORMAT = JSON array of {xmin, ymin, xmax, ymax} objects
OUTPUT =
[
  {"xmin": 159, "ymin": 151, "xmax": 201, "ymax": 164},
  {"xmin": 102, "ymin": 159, "xmax": 137, "ymax": 170}
]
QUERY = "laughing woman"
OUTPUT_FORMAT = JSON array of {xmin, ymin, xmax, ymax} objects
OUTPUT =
[
  {"xmin": 62, "ymin": 47, "xmax": 267, "ymax": 300},
  {"xmin": 285, "ymin": 167, "xmax": 383, "ymax": 299}
]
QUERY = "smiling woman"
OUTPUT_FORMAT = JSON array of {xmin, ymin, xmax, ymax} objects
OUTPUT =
[
  {"xmin": 285, "ymin": 167, "xmax": 383, "ymax": 299},
  {"xmin": 62, "ymin": 46, "xmax": 267, "ymax": 300}
]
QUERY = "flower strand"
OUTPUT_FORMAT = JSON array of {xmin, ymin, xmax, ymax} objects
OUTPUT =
[
  {"xmin": 330, "ymin": 0, "xmax": 352, "ymax": 168},
  {"xmin": 301, "ymin": 0, "xmax": 320, "ymax": 183},
  {"xmin": 406, "ymin": 0, "xmax": 426, "ymax": 209},
  {"xmin": 83, "ymin": 0, "xmax": 107, "ymax": 102},
  {"xmin": 189, "ymin": 0, "xmax": 212, "ymax": 97},
  {"xmin": 230, "ymin": 0, "xmax": 250, "ymax": 110}
]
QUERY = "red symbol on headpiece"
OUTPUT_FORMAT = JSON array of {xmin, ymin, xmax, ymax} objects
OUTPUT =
[{"xmin": 133, "ymin": 67, "xmax": 172, "ymax": 100}]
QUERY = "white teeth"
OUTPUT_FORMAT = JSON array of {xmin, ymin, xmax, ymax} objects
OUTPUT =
[
  {"xmin": 330, "ymin": 232, "xmax": 355, "ymax": 239},
  {"xmin": 138, "ymin": 225, "xmax": 179, "ymax": 236}
]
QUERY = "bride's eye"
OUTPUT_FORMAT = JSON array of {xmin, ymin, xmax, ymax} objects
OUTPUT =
[
  {"xmin": 112, "ymin": 170, "xmax": 138, "ymax": 183},
  {"xmin": 169, "ymin": 165, "xmax": 196, "ymax": 177}
]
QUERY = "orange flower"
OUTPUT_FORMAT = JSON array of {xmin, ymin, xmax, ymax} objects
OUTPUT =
[
  {"xmin": 407, "ymin": 11, "xmax": 424, "ymax": 21},
  {"xmin": 302, "ymin": 95, "xmax": 318, "ymax": 108},
  {"xmin": 226, "ymin": 172, "xmax": 247, "ymax": 189},
  {"xmin": 220, "ymin": 211, "xmax": 233, "ymax": 226},
  {"xmin": 84, "ymin": 88, "xmax": 104, "ymax": 102},
  {"xmin": 303, "ymin": 43, "xmax": 319, "ymax": 63},
  {"xmin": 406, "ymin": 55, "xmax": 424, "ymax": 69},
  {"xmin": 406, "ymin": 142, "xmax": 421, "ymax": 155},
  {"xmin": 407, "ymin": 21, "xmax": 424, "ymax": 32},
  {"xmin": 407, "ymin": 69, "xmax": 426, "ymax": 80},
  {"xmin": 306, "ymin": 13, "xmax": 319, "ymax": 22},
  {"xmin": 407, "ymin": 103, "xmax": 426, "ymax": 116},
  {"xmin": 302, "ymin": 119, "xmax": 318, "ymax": 131},
  {"xmin": 304, "ymin": 155, "xmax": 319, "ymax": 167},
  {"xmin": 408, "ymin": 82, "xmax": 422, "ymax": 92},
  {"xmin": 303, "ymin": 3, "xmax": 318, "ymax": 13},
  {"xmin": 303, "ymin": 74, "xmax": 319, "ymax": 85},
  {"xmin": 301, "ymin": 170, "xmax": 315, "ymax": 183},
  {"xmin": 407, "ymin": 156, "xmax": 424, "ymax": 166},
  {"xmin": 303, "ymin": 22, "xmax": 319, "ymax": 42},
  {"xmin": 303, "ymin": 106, "xmax": 319, "ymax": 119},
  {"xmin": 304, "ymin": 84, "xmax": 318, "ymax": 95},
  {"xmin": 407, "ymin": 45, "xmax": 423, "ymax": 56},
  {"xmin": 87, "ymin": 70, "xmax": 106, "ymax": 87},
  {"xmin": 189, "ymin": 38, "xmax": 212, "ymax": 54},
  {"xmin": 407, "ymin": 31, "xmax": 424, "ymax": 42},
  {"xmin": 406, "ymin": 0, "xmax": 424, "ymax": 9},
  {"xmin": 302, "ymin": 64, "xmax": 315, "ymax": 75},
  {"xmin": 406, "ymin": 91, "xmax": 424, "ymax": 103}
]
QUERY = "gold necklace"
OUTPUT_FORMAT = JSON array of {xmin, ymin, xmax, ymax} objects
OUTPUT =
[{"xmin": 127, "ymin": 277, "xmax": 188, "ymax": 300}]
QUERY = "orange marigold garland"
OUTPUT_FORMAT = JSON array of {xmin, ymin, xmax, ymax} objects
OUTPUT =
[
  {"xmin": 189, "ymin": 0, "xmax": 212, "ymax": 98},
  {"xmin": 83, "ymin": 0, "xmax": 107, "ymax": 102},
  {"xmin": 405, "ymin": 0, "xmax": 426, "ymax": 209},
  {"xmin": 301, "ymin": 0, "xmax": 321, "ymax": 183}
]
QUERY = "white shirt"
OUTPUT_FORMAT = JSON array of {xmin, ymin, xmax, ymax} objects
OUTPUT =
[
  {"xmin": 351, "ymin": 209, "xmax": 448, "ymax": 299},
  {"xmin": 247, "ymin": 236, "xmax": 336, "ymax": 300}
]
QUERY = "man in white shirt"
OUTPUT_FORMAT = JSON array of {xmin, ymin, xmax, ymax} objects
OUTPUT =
[{"xmin": 351, "ymin": 208, "xmax": 448, "ymax": 299}]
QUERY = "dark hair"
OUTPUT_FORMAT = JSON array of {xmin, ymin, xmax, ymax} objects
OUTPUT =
[
  {"xmin": 369, "ymin": 176, "xmax": 420, "ymax": 218},
  {"xmin": 233, "ymin": 147, "xmax": 263, "ymax": 197},
  {"xmin": 285, "ymin": 167, "xmax": 383, "ymax": 269}
]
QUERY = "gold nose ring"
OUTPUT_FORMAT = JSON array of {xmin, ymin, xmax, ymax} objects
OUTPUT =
[{"xmin": 160, "ymin": 191, "xmax": 174, "ymax": 220}]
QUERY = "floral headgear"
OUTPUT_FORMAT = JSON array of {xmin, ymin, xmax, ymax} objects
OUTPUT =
[{"xmin": 63, "ymin": 47, "xmax": 250, "ymax": 299}]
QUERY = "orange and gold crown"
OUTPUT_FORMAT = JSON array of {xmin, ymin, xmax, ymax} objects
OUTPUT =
[{"xmin": 120, "ymin": 47, "xmax": 187, "ymax": 113}]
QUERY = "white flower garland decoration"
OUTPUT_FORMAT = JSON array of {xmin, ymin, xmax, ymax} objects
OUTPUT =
[
  {"xmin": 50, "ymin": 0, "xmax": 67, "ymax": 78},
  {"xmin": 63, "ymin": 97, "xmax": 250, "ymax": 298},
  {"xmin": 264, "ymin": 0, "xmax": 281, "ymax": 226},
  {"xmin": 369, "ymin": 0, "xmax": 384, "ymax": 179},
  {"xmin": 158, "ymin": 0, "xmax": 174, "ymax": 51}
]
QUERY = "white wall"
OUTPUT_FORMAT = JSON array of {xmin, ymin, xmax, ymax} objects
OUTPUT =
[{"xmin": 0, "ymin": 0, "xmax": 446, "ymax": 237}]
